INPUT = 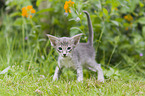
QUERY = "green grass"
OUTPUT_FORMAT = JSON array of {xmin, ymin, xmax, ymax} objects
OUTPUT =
[
  {"xmin": 0, "ymin": 66, "xmax": 145, "ymax": 96},
  {"xmin": 0, "ymin": 10, "xmax": 145, "ymax": 96},
  {"xmin": 0, "ymin": 28, "xmax": 145, "ymax": 96}
]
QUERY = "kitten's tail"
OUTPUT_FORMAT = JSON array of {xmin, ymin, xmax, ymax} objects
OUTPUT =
[{"xmin": 83, "ymin": 11, "xmax": 93, "ymax": 46}]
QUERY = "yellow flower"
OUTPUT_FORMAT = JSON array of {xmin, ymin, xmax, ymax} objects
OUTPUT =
[
  {"xmin": 64, "ymin": 0, "xmax": 75, "ymax": 13},
  {"xmin": 22, "ymin": 7, "xmax": 26, "ymax": 11},
  {"xmin": 30, "ymin": 15, "xmax": 32, "ymax": 18},
  {"xmin": 124, "ymin": 14, "xmax": 133, "ymax": 21},
  {"xmin": 71, "ymin": 1, "xmax": 74, "ymax": 4},
  {"xmin": 69, "ymin": 10, "xmax": 71, "ymax": 13},
  {"xmin": 31, "ymin": 9, "xmax": 36, "ymax": 13},
  {"xmin": 27, "ymin": 5, "xmax": 32, "ymax": 10},
  {"xmin": 125, "ymin": 27, "xmax": 128, "ymax": 31},
  {"xmin": 22, "ymin": 8, "xmax": 27, "ymax": 17},
  {"xmin": 21, "ymin": 5, "xmax": 36, "ymax": 18},
  {"xmin": 124, "ymin": 15, "xmax": 128, "ymax": 19},
  {"xmin": 115, "ymin": 8, "xmax": 118, "ymax": 11}
]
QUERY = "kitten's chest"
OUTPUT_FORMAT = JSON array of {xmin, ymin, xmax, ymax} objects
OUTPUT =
[{"xmin": 59, "ymin": 57, "xmax": 76, "ymax": 68}]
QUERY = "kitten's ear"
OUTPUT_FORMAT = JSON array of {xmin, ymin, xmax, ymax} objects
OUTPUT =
[
  {"xmin": 46, "ymin": 34, "xmax": 58, "ymax": 47},
  {"xmin": 71, "ymin": 33, "xmax": 83, "ymax": 45}
]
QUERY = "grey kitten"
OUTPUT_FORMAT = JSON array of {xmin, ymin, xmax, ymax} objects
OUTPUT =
[{"xmin": 47, "ymin": 11, "xmax": 104, "ymax": 82}]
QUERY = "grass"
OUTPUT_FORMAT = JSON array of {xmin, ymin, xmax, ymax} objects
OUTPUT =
[
  {"xmin": 0, "ymin": 66, "xmax": 145, "ymax": 96},
  {"xmin": 0, "ymin": 31, "xmax": 145, "ymax": 96},
  {"xmin": 0, "ymin": 12, "xmax": 145, "ymax": 96},
  {"xmin": 0, "ymin": 34, "xmax": 144, "ymax": 96}
]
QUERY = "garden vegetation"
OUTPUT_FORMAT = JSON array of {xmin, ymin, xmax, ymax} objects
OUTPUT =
[{"xmin": 0, "ymin": 0, "xmax": 145, "ymax": 95}]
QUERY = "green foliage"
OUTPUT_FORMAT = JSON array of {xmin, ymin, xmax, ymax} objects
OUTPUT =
[
  {"xmin": 0, "ymin": 65, "xmax": 145, "ymax": 95},
  {"xmin": 0, "ymin": 0, "xmax": 145, "ymax": 95}
]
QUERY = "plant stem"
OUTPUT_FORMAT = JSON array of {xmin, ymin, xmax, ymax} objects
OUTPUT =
[
  {"xmin": 96, "ymin": 24, "xmax": 105, "ymax": 51},
  {"xmin": 107, "ymin": 45, "xmax": 117, "ymax": 66},
  {"xmin": 22, "ymin": 18, "xmax": 25, "ymax": 57}
]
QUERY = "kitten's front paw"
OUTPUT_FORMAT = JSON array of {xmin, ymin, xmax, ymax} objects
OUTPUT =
[
  {"xmin": 77, "ymin": 77, "xmax": 83, "ymax": 83},
  {"xmin": 98, "ymin": 78, "xmax": 104, "ymax": 83},
  {"xmin": 53, "ymin": 75, "xmax": 58, "ymax": 81},
  {"xmin": 77, "ymin": 79, "xmax": 83, "ymax": 83}
]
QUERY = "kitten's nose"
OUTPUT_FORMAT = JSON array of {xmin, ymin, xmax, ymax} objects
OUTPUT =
[{"xmin": 63, "ymin": 54, "xmax": 66, "ymax": 57}]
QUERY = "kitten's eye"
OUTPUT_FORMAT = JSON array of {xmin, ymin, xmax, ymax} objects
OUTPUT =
[
  {"xmin": 67, "ymin": 47, "xmax": 71, "ymax": 50},
  {"xmin": 58, "ymin": 47, "xmax": 62, "ymax": 50}
]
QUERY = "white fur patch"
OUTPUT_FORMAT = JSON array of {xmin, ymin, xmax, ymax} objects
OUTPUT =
[{"xmin": 59, "ymin": 56, "xmax": 76, "ymax": 69}]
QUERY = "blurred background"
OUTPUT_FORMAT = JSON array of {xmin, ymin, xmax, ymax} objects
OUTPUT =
[{"xmin": 0, "ymin": 0, "xmax": 145, "ymax": 80}]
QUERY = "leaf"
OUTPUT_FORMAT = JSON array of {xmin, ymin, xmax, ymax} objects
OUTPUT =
[
  {"xmin": 36, "ymin": 0, "xmax": 43, "ymax": 7},
  {"xmin": 38, "ymin": 39, "xmax": 46, "ymax": 42},
  {"xmin": 115, "ymin": 70, "xmax": 120, "ymax": 76},
  {"xmin": 106, "ymin": 70, "xmax": 113, "ymax": 77},
  {"xmin": 70, "ymin": 27, "xmax": 82, "ymax": 36},
  {"xmin": 130, "ymin": 0, "xmax": 138, "ymax": 12},
  {"xmin": 36, "ymin": 8, "xmax": 54, "ymax": 14},
  {"xmin": 99, "ymin": 11, "xmax": 103, "ymax": 18},
  {"xmin": 96, "ymin": 0, "xmax": 102, "ymax": 9},
  {"xmin": 70, "ymin": 27, "xmax": 83, "ymax": 32},
  {"xmin": 114, "ymin": 76, "xmax": 119, "ymax": 80},
  {"xmin": 103, "ymin": 8, "xmax": 108, "ymax": 16},
  {"xmin": 10, "ymin": 12, "xmax": 21, "ymax": 17},
  {"xmin": 139, "ymin": 1, "xmax": 144, "ymax": 7},
  {"xmin": 111, "ymin": 20, "xmax": 119, "ymax": 26},
  {"xmin": 142, "ymin": 26, "xmax": 145, "ymax": 38},
  {"xmin": 110, "ymin": 68, "xmax": 115, "ymax": 73},
  {"xmin": 137, "ymin": 17, "xmax": 145, "ymax": 24},
  {"xmin": 21, "ymin": 1, "xmax": 32, "ymax": 7},
  {"xmin": 119, "ymin": 44, "xmax": 132, "ymax": 49},
  {"xmin": 13, "ymin": 18, "xmax": 23, "ymax": 26},
  {"xmin": 106, "ymin": 68, "xmax": 115, "ymax": 77},
  {"xmin": 114, "ymin": 36, "xmax": 120, "ymax": 44},
  {"xmin": 0, "ymin": 66, "xmax": 10, "ymax": 74}
]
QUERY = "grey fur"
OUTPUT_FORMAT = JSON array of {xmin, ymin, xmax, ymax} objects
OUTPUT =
[
  {"xmin": 83, "ymin": 11, "xmax": 94, "ymax": 46},
  {"xmin": 47, "ymin": 11, "xmax": 104, "ymax": 82}
]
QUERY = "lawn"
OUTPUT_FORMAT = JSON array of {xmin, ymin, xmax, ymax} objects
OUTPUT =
[
  {"xmin": 0, "ymin": 65, "xmax": 145, "ymax": 95},
  {"xmin": 0, "ymin": 0, "xmax": 145, "ymax": 95}
]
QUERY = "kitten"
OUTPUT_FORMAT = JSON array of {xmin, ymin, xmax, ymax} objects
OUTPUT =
[{"xmin": 47, "ymin": 11, "xmax": 104, "ymax": 82}]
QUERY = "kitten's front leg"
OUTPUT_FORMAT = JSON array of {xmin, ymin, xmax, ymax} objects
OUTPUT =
[
  {"xmin": 53, "ymin": 66, "xmax": 62, "ymax": 81},
  {"xmin": 77, "ymin": 66, "xmax": 83, "ymax": 82}
]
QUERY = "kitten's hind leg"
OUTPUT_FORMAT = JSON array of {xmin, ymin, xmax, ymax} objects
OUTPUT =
[
  {"xmin": 53, "ymin": 66, "xmax": 62, "ymax": 81},
  {"xmin": 96, "ymin": 63, "xmax": 104, "ymax": 83},
  {"xmin": 87, "ymin": 60, "xmax": 104, "ymax": 83}
]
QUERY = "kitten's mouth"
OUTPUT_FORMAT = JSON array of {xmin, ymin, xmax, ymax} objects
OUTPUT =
[
  {"xmin": 63, "ymin": 55, "xmax": 67, "ymax": 58},
  {"xmin": 63, "ymin": 54, "xmax": 67, "ymax": 57}
]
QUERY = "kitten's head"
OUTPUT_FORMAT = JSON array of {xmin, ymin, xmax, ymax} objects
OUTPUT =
[{"xmin": 47, "ymin": 34, "xmax": 82, "ymax": 57}]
